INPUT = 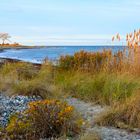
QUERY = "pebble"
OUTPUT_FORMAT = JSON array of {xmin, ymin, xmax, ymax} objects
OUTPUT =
[
  {"xmin": 1, "ymin": 94, "xmax": 140, "ymax": 140},
  {"xmin": 0, "ymin": 94, "xmax": 40, "ymax": 127}
]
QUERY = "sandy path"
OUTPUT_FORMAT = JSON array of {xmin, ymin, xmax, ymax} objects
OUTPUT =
[{"xmin": 67, "ymin": 98, "xmax": 140, "ymax": 140}]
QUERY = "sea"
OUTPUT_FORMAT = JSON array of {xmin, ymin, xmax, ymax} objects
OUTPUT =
[{"xmin": 0, "ymin": 46, "xmax": 125, "ymax": 64}]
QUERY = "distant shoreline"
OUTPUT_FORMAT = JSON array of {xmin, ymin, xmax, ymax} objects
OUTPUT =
[
  {"xmin": 0, "ymin": 45, "xmax": 126, "ymax": 65},
  {"xmin": 0, "ymin": 45, "xmax": 126, "ymax": 48},
  {"xmin": 0, "ymin": 45, "xmax": 126, "ymax": 53},
  {"xmin": 0, "ymin": 57, "xmax": 41, "ymax": 67},
  {"xmin": 0, "ymin": 45, "xmax": 46, "ymax": 50}
]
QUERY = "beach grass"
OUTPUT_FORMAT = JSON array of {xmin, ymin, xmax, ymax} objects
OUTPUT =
[
  {"xmin": 1, "ymin": 30, "xmax": 140, "ymax": 138},
  {"xmin": 95, "ymin": 90, "xmax": 140, "ymax": 130}
]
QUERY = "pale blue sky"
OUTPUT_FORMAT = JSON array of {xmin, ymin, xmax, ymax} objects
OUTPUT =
[{"xmin": 0, "ymin": 0, "xmax": 140, "ymax": 45}]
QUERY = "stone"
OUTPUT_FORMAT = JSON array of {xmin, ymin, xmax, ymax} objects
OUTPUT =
[{"xmin": 0, "ymin": 94, "xmax": 40, "ymax": 127}]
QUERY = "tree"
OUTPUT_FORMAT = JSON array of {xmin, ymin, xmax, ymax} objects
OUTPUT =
[{"xmin": 0, "ymin": 33, "xmax": 11, "ymax": 44}]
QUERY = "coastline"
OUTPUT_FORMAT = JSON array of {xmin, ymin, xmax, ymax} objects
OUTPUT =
[
  {"xmin": 0, "ymin": 45, "xmax": 125, "ymax": 66},
  {"xmin": 0, "ymin": 46, "xmax": 48, "ymax": 61},
  {"xmin": 0, "ymin": 45, "xmax": 46, "ymax": 51},
  {"xmin": 0, "ymin": 57, "xmax": 41, "ymax": 67}
]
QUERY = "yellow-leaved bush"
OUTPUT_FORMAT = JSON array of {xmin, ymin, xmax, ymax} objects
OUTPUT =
[{"xmin": 6, "ymin": 99, "xmax": 83, "ymax": 140}]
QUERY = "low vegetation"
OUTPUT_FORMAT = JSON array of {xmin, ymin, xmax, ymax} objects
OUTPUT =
[
  {"xmin": 0, "ymin": 29, "xmax": 140, "ymax": 139},
  {"xmin": 5, "ymin": 99, "xmax": 82, "ymax": 140},
  {"xmin": 96, "ymin": 91, "xmax": 140, "ymax": 130},
  {"xmin": 55, "ymin": 71, "xmax": 139, "ymax": 105},
  {"xmin": 79, "ymin": 132, "xmax": 101, "ymax": 140}
]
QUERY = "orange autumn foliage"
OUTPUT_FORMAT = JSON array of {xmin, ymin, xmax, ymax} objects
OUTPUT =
[{"xmin": 6, "ymin": 99, "xmax": 82, "ymax": 140}]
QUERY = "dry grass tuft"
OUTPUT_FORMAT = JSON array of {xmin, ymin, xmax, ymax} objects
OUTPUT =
[
  {"xmin": 80, "ymin": 132, "xmax": 101, "ymax": 140},
  {"xmin": 96, "ymin": 90, "xmax": 140, "ymax": 130}
]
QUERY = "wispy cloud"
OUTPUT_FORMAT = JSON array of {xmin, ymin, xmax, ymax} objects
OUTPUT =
[
  {"xmin": 0, "ymin": 0, "xmax": 139, "ymax": 45},
  {"xmin": 12, "ymin": 34, "xmax": 125, "ymax": 46}
]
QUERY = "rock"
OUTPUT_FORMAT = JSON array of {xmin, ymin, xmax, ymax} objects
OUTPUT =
[{"xmin": 0, "ymin": 94, "xmax": 40, "ymax": 127}]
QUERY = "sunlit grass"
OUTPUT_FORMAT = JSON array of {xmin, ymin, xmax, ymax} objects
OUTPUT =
[
  {"xmin": 0, "ymin": 29, "xmax": 140, "ymax": 138},
  {"xmin": 96, "ymin": 90, "xmax": 140, "ymax": 130}
]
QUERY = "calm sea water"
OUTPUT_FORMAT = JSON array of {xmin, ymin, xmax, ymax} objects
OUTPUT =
[{"xmin": 0, "ymin": 46, "xmax": 125, "ymax": 63}]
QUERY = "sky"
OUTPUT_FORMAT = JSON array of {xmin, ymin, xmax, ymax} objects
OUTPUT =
[{"xmin": 0, "ymin": 0, "xmax": 140, "ymax": 45}]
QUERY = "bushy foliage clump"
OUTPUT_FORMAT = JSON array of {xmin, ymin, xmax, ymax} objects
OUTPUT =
[
  {"xmin": 6, "ymin": 99, "xmax": 83, "ymax": 140},
  {"xmin": 59, "ymin": 50, "xmax": 125, "ymax": 73}
]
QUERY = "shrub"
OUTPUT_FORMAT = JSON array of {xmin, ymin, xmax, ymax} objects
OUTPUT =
[
  {"xmin": 6, "ymin": 99, "xmax": 82, "ymax": 140},
  {"xmin": 96, "ymin": 91, "xmax": 140, "ymax": 130},
  {"xmin": 59, "ymin": 50, "xmax": 110, "ymax": 71},
  {"xmin": 58, "ymin": 50, "xmax": 126, "ymax": 73}
]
